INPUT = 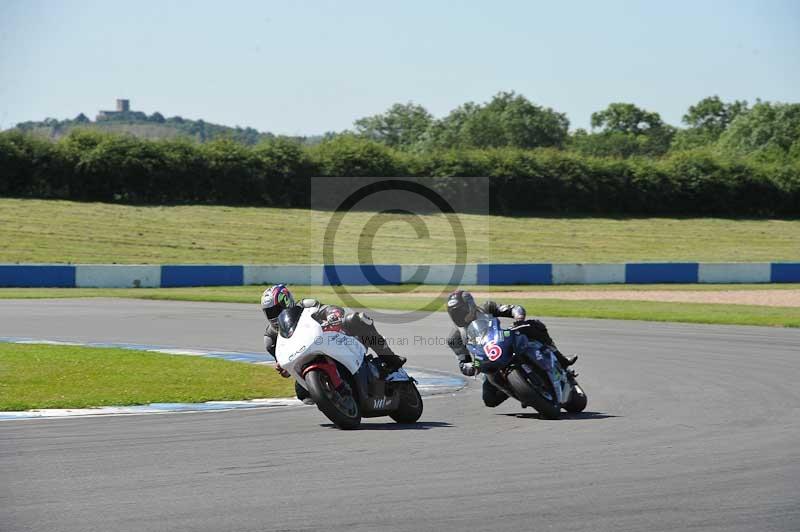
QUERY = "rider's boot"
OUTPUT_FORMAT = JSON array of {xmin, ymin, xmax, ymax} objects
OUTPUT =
[
  {"xmin": 377, "ymin": 347, "xmax": 407, "ymax": 375},
  {"xmin": 344, "ymin": 311, "xmax": 406, "ymax": 375},
  {"xmin": 555, "ymin": 350, "xmax": 577, "ymax": 368},
  {"xmin": 370, "ymin": 339, "xmax": 406, "ymax": 375}
]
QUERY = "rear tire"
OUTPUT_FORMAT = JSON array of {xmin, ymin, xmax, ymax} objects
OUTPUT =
[
  {"xmin": 305, "ymin": 369, "xmax": 361, "ymax": 430},
  {"xmin": 507, "ymin": 368, "xmax": 561, "ymax": 419},
  {"xmin": 564, "ymin": 383, "xmax": 588, "ymax": 413},
  {"xmin": 389, "ymin": 383, "xmax": 423, "ymax": 424}
]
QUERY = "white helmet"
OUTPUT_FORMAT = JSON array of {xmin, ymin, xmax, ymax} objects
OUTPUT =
[{"xmin": 260, "ymin": 284, "xmax": 295, "ymax": 326}]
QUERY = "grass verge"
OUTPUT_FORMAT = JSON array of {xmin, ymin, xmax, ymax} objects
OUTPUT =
[
  {"xmin": 1, "ymin": 285, "xmax": 799, "ymax": 328},
  {"xmin": 508, "ymin": 298, "xmax": 800, "ymax": 328},
  {"xmin": 0, "ymin": 343, "xmax": 294, "ymax": 411},
  {"xmin": 2, "ymin": 283, "xmax": 799, "ymax": 301},
  {"xmin": 2, "ymin": 198, "xmax": 799, "ymax": 263}
]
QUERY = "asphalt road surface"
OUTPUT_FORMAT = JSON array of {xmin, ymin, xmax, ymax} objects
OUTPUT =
[{"xmin": 1, "ymin": 299, "xmax": 799, "ymax": 532}]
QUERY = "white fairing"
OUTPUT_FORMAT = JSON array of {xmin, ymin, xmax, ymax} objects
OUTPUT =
[{"xmin": 275, "ymin": 308, "xmax": 366, "ymax": 389}]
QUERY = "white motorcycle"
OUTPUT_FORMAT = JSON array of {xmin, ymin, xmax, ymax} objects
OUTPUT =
[{"xmin": 275, "ymin": 306, "xmax": 423, "ymax": 429}]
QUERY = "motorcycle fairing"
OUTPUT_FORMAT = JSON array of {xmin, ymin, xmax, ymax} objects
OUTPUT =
[
  {"xmin": 302, "ymin": 358, "xmax": 343, "ymax": 388},
  {"xmin": 275, "ymin": 307, "xmax": 366, "ymax": 389},
  {"xmin": 351, "ymin": 357, "xmax": 400, "ymax": 416},
  {"xmin": 522, "ymin": 340, "xmax": 571, "ymax": 405},
  {"xmin": 466, "ymin": 318, "xmax": 515, "ymax": 372}
]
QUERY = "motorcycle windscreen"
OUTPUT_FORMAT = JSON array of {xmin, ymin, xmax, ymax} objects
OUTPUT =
[
  {"xmin": 466, "ymin": 318, "xmax": 514, "ymax": 372},
  {"xmin": 277, "ymin": 306, "xmax": 303, "ymax": 339}
]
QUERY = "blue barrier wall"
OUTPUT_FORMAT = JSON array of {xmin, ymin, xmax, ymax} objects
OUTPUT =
[
  {"xmin": 0, "ymin": 265, "xmax": 76, "ymax": 287},
  {"xmin": 323, "ymin": 264, "xmax": 402, "ymax": 286},
  {"xmin": 626, "ymin": 263, "xmax": 699, "ymax": 284},
  {"xmin": 772, "ymin": 263, "xmax": 800, "ymax": 283},
  {"xmin": 161, "ymin": 265, "xmax": 244, "ymax": 287},
  {"xmin": 477, "ymin": 264, "xmax": 552, "ymax": 285},
  {"xmin": 1, "ymin": 262, "xmax": 796, "ymax": 287}
]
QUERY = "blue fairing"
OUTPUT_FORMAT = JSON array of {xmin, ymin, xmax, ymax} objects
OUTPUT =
[
  {"xmin": 466, "ymin": 318, "xmax": 517, "ymax": 372},
  {"xmin": 467, "ymin": 319, "xmax": 558, "ymax": 377},
  {"xmin": 520, "ymin": 339, "xmax": 555, "ymax": 373}
]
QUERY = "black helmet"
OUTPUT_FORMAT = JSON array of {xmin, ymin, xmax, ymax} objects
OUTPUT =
[{"xmin": 446, "ymin": 290, "xmax": 478, "ymax": 327}]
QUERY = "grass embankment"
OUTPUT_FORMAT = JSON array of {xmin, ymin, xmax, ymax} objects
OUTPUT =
[
  {"xmin": 0, "ymin": 343, "xmax": 294, "ymax": 411},
  {"xmin": 2, "ymin": 198, "xmax": 799, "ymax": 264},
  {"xmin": 2, "ymin": 284, "xmax": 799, "ymax": 328}
]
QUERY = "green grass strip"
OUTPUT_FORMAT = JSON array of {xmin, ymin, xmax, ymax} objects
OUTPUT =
[
  {"xmin": 2, "ymin": 198, "xmax": 799, "ymax": 264},
  {"xmin": 2, "ymin": 283, "xmax": 799, "ymax": 301},
  {"xmin": 0, "ymin": 343, "xmax": 294, "ymax": 411},
  {"xmin": 510, "ymin": 298, "xmax": 800, "ymax": 328},
  {"xmin": 2, "ymin": 285, "xmax": 798, "ymax": 328}
]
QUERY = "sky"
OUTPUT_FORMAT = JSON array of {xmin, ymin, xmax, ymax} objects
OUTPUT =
[{"xmin": 1, "ymin": 0, "xmax": 798, "ymax": 135}]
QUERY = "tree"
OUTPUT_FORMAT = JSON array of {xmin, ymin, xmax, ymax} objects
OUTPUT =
[
  {"xmin": 717, "ymin": 101, "xmax": 800, "ymax": 160},
  {"xmin": 149, "ymin": 112, "xmax": 166, "ymax": 123},
  {"xmin": 682, "ymin": 96, "xmax": 748, "ymax": 136},
  {"xmin": 591, "ymin": 103, "xmax": 664, "ymax": 134},
  {"xmin": 585, "ymin": 103, "xmax": 674, "ymax": 157},
  {"xmin": 74, "ymin": 113, "xmax": 90, "ymax": 123},
  {"xmin": 423, "ymin": 92, "xmax": 569, "ymax": 150},
  {"xmin": 354, "ymin": 102, "xmax": 433, "ymax": 148},
  {"xmin": 671, "ymin": 96, "xmax": 749, "ymax": 151}
]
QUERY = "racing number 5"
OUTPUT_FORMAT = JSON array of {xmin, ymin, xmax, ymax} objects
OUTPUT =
[{"xmin": 484, "ymin": 342, "xmax": 502, "ymax": 361}]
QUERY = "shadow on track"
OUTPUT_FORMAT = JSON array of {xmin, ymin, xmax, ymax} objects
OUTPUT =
[
  {"xmin": 320, "ymin": 421, "xmax": 453, "ymax": 430},
  {"xmin": 498, "ymin": 411, "xmax": 618, "ymax": 421}
]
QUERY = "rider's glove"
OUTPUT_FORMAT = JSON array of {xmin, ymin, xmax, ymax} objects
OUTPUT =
[
  {"xmin": 274, "ymin": 363, "xmax": 290, "ymax": 378},
  {"xmin": 460, "ymin": 361, "xmax": 478, "ymax": 377}
]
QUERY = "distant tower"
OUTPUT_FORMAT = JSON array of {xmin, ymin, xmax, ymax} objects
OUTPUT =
[{"xmin": 116, "ymin": 99, "xmax": 130, "ymax": 112}]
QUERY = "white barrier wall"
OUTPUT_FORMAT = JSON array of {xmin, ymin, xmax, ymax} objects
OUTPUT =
[
  {"xmin": 400, "ymin": 264, "xmax": 478, "ymax": 285},
  {"xmin": 698, "ymin": 263, "xmax": 771, "ymax": 283},
  {"xmin": 75, "ymin": 265, "xmax": 161, "ymax": 288},
  {"xmin": 552, "ymin": 263, "xmax": 626, "ymax": 284},
  {"xmin": 243, "ymin": 265, "xmax": 324, "ymax": 286}
]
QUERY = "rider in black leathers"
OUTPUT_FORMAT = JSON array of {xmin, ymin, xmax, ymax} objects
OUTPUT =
[
  {"xmin": 445, "ymin": 290, "xmax": 576, "ymax": 407},
  {"xmin": 261, "ymin": 284, "xmax": 406, "ymax": 403}
]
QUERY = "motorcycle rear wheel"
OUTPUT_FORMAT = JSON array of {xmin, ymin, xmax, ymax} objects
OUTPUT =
[
  {"xmin": 507, "ymin": 368, "xmax": 561, "ymax": 420},
  {"xmin": 389, "ymin": 383, "xmax": 423, "ymax": 424},
  {"xmin": 305, "ymin": 369, "xmax": 361, "ymax": 430}
]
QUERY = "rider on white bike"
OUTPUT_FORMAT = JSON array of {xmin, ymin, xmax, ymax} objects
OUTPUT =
[{"xmin": 261, "ymin": 284, "xmax": 407, "ymax": 402}]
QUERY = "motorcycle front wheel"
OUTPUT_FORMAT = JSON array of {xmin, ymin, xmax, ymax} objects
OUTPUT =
[
  {"xmin": 507, "ymin": 368, "xmax": 561, "ymax": 420},
  {"xmin": 305, "ymin": 369, "xmax": 361, "ymax": 430},
  {"xmin": 564, "ymin": 382, "xmax": 588, "ymax": 413}
]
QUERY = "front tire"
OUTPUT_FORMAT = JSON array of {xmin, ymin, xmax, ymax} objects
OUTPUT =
[
  {"xmin": 564, "ymin": 383, "xmax": 588, "ymax": 413},
  {"xmin": 507, "ymin": 368, "xmax": 561, "ymax": 419},
  {"xmin": 305, "ymin": 369, "xmax": 361, "ymax": 430},
  {"xmin": 389, "ymin": 383, "xmax": 423, "ymax": 424}
]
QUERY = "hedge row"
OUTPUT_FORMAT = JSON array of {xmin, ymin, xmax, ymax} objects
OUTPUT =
[{"xmin": 1, "ymin": 130, "xmax": 798, "ymax": 216}]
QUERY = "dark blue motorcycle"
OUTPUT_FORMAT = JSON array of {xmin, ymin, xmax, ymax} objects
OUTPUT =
[{"xmin": 465, "ymin": 318, "xmax": 587, "ymax": 419}]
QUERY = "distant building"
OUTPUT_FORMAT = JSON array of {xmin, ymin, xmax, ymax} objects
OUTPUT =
[{"xmin": 96, "ymin": 99, "xmax": 132, "ymax": 120}]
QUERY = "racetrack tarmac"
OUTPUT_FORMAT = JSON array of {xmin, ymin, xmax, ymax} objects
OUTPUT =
[{"xmin": 1, "ymin": 299, "xmax": 799, "ymax": 532}]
